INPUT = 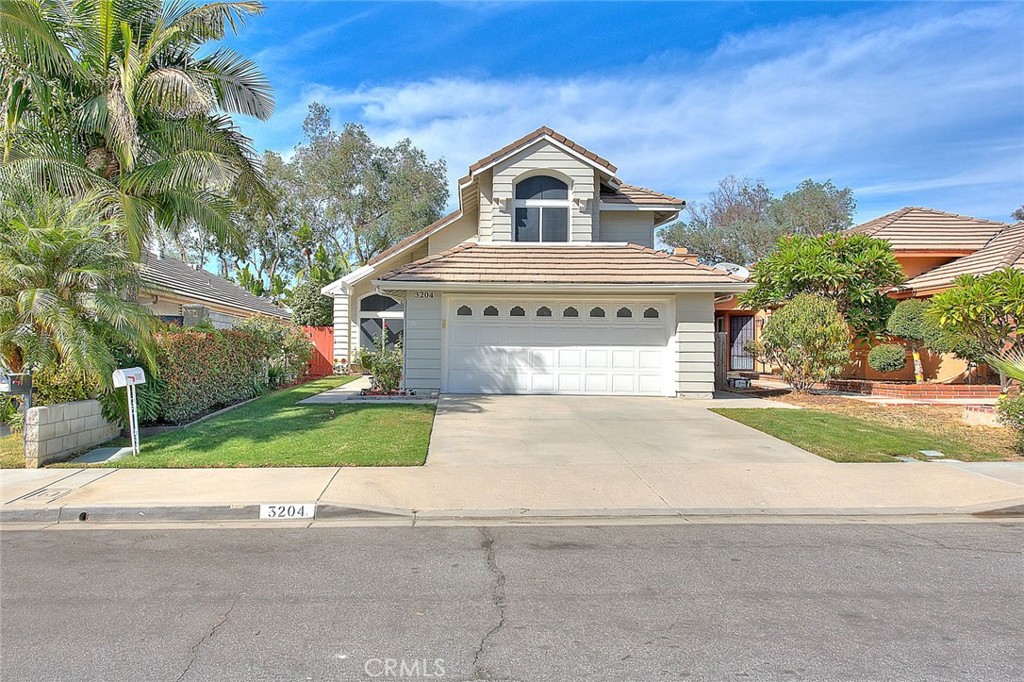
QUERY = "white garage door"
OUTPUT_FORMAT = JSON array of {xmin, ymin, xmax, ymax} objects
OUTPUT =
[{"xmin": 445, "ymin": 298, "xmax": 673, "ymax": 396}]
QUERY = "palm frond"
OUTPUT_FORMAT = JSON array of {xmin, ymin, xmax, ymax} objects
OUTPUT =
[{"xmin": 194, "ymin": 48, "xmax": 273, "ymax": 119}]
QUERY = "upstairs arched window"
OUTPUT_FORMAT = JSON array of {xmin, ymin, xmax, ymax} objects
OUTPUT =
[{"xmin": 513, "ymin": 175, "xmax": 569, "ymax": 243}]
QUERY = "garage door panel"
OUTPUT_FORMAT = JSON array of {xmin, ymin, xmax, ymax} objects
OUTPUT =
[{"xmin": 446, "ymin": 298, "xmax": 671, "ymax": 396}]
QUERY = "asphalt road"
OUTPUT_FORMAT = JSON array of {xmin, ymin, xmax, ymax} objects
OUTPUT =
[{"xmin": 1, "ymin": 522, "xmax": 1022, "ymax": 681}]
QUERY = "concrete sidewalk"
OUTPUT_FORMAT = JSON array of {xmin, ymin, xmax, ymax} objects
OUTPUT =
[{"xmin": 2, "ymin": 459, "xmax": 1022, "ymax": 524}]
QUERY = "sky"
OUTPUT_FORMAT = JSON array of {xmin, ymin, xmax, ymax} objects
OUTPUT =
[{"xmin": 224, "ymin": 1, "xmax": 1024, "ymax": 225}]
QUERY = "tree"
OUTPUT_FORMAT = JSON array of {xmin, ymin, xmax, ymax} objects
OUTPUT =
[
  {"xmin": 886, "ymin": 299, "xmax": 932, "ymax": 383},
  {"xmin": 658, "ymin": 176, "xmax": 778, "ymax": 264},
  {"xmin": 772, "ymin": 179, "xmax": 856, "ymax": 235},
  {"xmin": 748, "ymin": 294, "xmax": 852, "ymax": 392},
  {"xmin": 289, "ymin": 280, "xmax": 333, "ymax": 327},
  {"xmin": 927, "ymin": 269, "xmax": 1024, "ymax": 390},
  {"xmin": 1012, "ymin": 205, "xmax": 1024, "ymax": 222},
  {"xmin": 0, "ymin": 0, "xmax": 274, "ymax": 257},
  {"xmin": 0, "ymin": 192, "xmax": 157, "ymax": 385},
  {"xmin": 293, "ymin": 104, "xmax": 449, "ymax": 265},
  {"xmin": 739, "ymin": 233, "xmax": 904, "ymax": 337},
  {"xmin": 657, "ymin": 176, "xmax": 856, "ymax": 265}
]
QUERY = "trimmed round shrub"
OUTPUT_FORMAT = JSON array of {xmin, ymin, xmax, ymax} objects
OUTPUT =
[
  {"xmin": 887, "ymin": 299, "xmax": 931, "ymax": 341},
  {"xmin": 868, "ymin": 343, "xmax": 907, "ymax": 373}
]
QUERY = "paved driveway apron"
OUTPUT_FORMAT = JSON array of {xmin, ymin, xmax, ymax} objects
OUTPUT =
[{"xmin": 427, "ymin": 395, "xmax": 824, "ymax": 466}]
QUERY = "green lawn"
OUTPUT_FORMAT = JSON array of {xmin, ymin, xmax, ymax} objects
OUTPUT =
[
  {"xmin": 87, "ymin": 376, "xmax": 435, "ymax": 468},
  {"xmin": 0, "ymin": 434, "xmax": 23, "ymax": 468},
  {"xmin": 712, "ymin": 408, "xmax": 1006, "ymax": 463}
]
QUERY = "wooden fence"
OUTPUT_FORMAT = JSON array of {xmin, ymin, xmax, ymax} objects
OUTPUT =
[{"xmin": 303, "ymin": 326, "xmax": 334, "ymax": 377}]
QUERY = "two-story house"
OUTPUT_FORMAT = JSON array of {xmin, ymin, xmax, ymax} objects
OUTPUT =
[{"xmin": 321, "ymin": 127, "xmax": 750, "ymax": 397}]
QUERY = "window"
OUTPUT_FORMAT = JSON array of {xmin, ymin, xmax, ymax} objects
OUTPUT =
[
  {"xmin": 510, "ymin": 306, "xmax": 526, "ymax": 317},
  {"xmin": 483, "ymin": 305, "xmax": 499, "ymax": 317},
  {"xmin": 457, "ymin": 305, "xmax": 473, "ymax": 316},
  {"xmin": 563, "ymin": 306, "xmax": 579, "ymax": 318},
  {"xmin": 616, "ymin": 307, "xmax": 632, "ymax": 319},
  {"xmin": 358, "ymin": 294, "xmax": 403, "ymax": 350},
  {"xmin": 643, "ymin": 307, "xmax": 660, "ymax": 319},
  {"xmin": 536, "ymin": 306, "xmax": 552, "ymax": 317},
  {"xmin": 513, "ymin": 175, "xmax": 569, "ymax": 243},
  {"xmin": 589, "ymin": 306, "xmax": 605, "ymax": 318}
]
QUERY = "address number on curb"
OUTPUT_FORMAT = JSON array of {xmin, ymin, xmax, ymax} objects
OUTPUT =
[{"xmin": 259, "ymin": 503, "xmax": 316, "ymax": 520}]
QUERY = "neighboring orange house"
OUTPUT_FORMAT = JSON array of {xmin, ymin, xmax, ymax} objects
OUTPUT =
[{"xmin": 715, "ymin": 207, "xmax": 1020, "ymax": 382}]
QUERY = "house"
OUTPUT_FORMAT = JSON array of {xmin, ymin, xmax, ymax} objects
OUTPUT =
[
  {"xmin": 138, "ymin": 249, "xmax": 290, "ymax": 328},
  {"xmin": 321, "ymin": 127, "xmax": 750, "ymax": 397},
  {"xmin": 715, "ymin": 207, "xmax": 1020, "ymax": 381}
]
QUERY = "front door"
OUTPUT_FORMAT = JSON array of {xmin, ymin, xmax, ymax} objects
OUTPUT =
[{"xmin": 729, "ymin": 314, "xmax": 755, "ymax": 371}]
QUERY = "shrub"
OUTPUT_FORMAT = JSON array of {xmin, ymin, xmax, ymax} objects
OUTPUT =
[
  {"xmin": 359, "ymin": 333, "xmax": 404, "ymax": 393},
  {"xmin": 758, "ymin": 293, "xmax": 852, "ymax": 392},
  {"xmin": 32, "ymin": 364, "xmax": 96, "ymax": 404},
  {"xmin": 868, "ymin": 343, "xmax": 907, "ymax": 374},
  {"xmin": 97, "ymin": 336, "xmax": 164, "ymax": 428},
  {"xmin": 996, "ymin": 394, "xmax": 1024, "ymax": 452},
  {"xmin": 155, "ymin": 329, "xmax": 269, "ymax": 424},
  {"xmin": 289, "ymin": 280, "xmax": 333, "ymax": 326},
  {"xmin": 887, "ymin": 299, "xmax": 932, "ymax": 341},
  {"xmin": 235, "ymin": 317, "xmax": 314, "ymax": 387}
]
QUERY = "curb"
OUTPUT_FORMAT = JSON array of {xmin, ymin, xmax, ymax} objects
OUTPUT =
[{"xmin": 2, "ymin": 500, "xmax": 1023, "ymax": 525}]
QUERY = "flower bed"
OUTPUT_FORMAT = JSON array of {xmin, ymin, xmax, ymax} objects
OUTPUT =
[{"xmin": 825, "ymin": 379, "xmax": 1002, "ymax": 399}]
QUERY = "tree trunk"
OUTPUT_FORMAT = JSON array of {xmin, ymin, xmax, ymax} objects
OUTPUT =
[{"xmin": 912, "ymin": 347, "xmax": 924, "ymax": 384}]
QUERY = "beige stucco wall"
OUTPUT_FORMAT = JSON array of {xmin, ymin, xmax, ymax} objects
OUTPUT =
[
  {"xmin": 488, "ymin": 141, "xmax": 597, "ymax": 243},
  {"xmin": 598, "ymin": 212, "xmax": 656, "ymax": 247}
]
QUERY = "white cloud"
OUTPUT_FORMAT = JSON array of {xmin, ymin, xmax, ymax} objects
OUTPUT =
[{"xmin": 250, "ymin": 2, "xmax": 1024, "ymax": 222}]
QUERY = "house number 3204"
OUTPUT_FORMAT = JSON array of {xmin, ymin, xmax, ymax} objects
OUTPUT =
[{"xmin": 414, "ymin": 291, "xmax": 435, "ymax": 299}]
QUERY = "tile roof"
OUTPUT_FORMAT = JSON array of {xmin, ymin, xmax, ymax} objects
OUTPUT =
[
  {"xmin": 847, "ymin": 207, "xmax": 1009, "ymax": 251},
  {"xmin": 140, "ymin": 252, "xmax": 290, "ymax": 319},
  {"xmin": 367, "ymin": 210, "xmax": 462, "ymax": 266},
  {"xmin": 467, "ymin": 126, "xmax": 618, "ymax": 176},
  {"xmin": 376, "ymin": 243, "xmax": 747, "ymax": 286},
  {"xmin": 899, "ymin": 222, "xmax": 1024, "ymax": 293},
  {"xmin": 601, "ymin": 184, "xmax": 684, "ymax": 206}
]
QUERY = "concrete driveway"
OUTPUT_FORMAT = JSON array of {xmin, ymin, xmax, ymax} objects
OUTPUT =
[{"xmin": 427, "ymin": 394, "xmax": 825, "ymax": 467}]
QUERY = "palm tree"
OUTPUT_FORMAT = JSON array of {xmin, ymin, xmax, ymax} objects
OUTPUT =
[
  {"xmin": 0, "ymin": 190, "xmax": 157, "ymax": 386},
  {"xmin": 0, "ymin": 0, "xmax": 274, "ymax": 257}
]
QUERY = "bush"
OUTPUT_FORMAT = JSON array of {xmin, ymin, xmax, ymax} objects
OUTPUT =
[
  {"xmin": 868, "ymin": 343, "xmax": 907, "ymax": 374},
  {"xmin": 996, "ymin": 394, "xmax": 1024, "ymax": 452},
  {"xmin": 97, "ymin": 336, "xmax": 164, "ymax": 428},
  {"xmin": 235, "ymin": 317, "xmax": 314, "ymax": 387},
  {"xmin": 360, "ymin": 333, "xmax": 404, "ymax": 393},
  {"xmin": 289, "ymin": 280, "xmax": 334, "ymax": 326},
  {"xmin": 155, "ymin": 329, "xmax": 269, "ymax": 424},
  {"xmin": 758, "ymin": 293, "xmax": 852, "ymax": 392},
  {"xmin": 887, "ymin": 299, "xmax": 931, "ymax": 341},
  {"xmin": 32, "ymin": 364, "xmax": 95, "ymax": 405}
]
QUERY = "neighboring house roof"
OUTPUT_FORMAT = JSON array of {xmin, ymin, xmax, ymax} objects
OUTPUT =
[
  {"xmin": 140, "ymin": 252, "xmax": 290, "ymax": 319},
  {"xmin": 847, "ymin": 206, "xmax": 1009, "ymax": 252},
  {"xmin": 459, "ymin": 126, "xmax": 618, "ymax": 185},
  {"xmin": 899, "ymin": 222, "xmax": 1024, "ymax": 294},
  {"xmin": 375, "ymin": 243, "xmax": 747, "ymax": 287},
  {"xmin": 601, "ymin": 184, "xmax": 684, "ymax": 207}
]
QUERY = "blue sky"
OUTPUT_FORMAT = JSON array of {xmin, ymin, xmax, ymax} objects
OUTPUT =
[{"xmin": 226, "ymin": 1, "xmax": 1024, "ymax": 224}]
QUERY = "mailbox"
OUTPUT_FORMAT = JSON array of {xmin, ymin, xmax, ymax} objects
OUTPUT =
[
  {"xmin": 112, "ymin": 367, "xmax": 146, "ymax": 388},
  {"xmin": 0, "ymin": 373, "xmax": 31, "ymax": 395}
]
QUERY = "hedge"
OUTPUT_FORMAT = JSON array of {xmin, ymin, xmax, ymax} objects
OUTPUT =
[{"xmin": 155, "ymin": 329, "xmax": 271, "ymax": 424}]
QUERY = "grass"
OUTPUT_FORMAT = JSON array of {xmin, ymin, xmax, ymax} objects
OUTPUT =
[
  {"xmin": 75, "ymin": 376, "xmax": 435, "ymax": 468},
  {"xmin": 713, "ymin": 407, "xmax": 1008, "ymax": 463},
  {"xmin": 0, "ymin": 434, "xmax": 23, "ymax": 468}
]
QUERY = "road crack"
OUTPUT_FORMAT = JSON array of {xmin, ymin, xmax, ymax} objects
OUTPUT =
[
  {"xmin": 176, "ymin": 599, "xmax": 237, "ymax": 682},
  {"xmin": 887, "ymin": 525, "xmax": 1023, "ymax": 555},
  {"xmin": 472, "ymin": 528, "xmax": 508, "ymax": 680}
]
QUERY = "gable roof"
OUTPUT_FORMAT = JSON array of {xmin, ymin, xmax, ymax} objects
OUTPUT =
[
  {"xmin": 375, "ymin": 243, "xmax": 747, "ymax": 288},
  {"xmin": 367, "ymin": 210, "xmax": 462, "ymax": 267},
  {"xmin": 847, "ymin": 207, "xmax": 1009, "ymax": 252},
  {"xmin": 601, "ymin": 184, "xmax": 684, "ymax": 207},
  {"xmin": 140, "ymin": 252, "xmax": 290, "ymax": 319},
  {"xmin": 899, "ymin": 222, "xmax": 1024, "ymax": 294},
  {"xmin": 458, "ymin": 126, "xmax": 619, "ymax": 185}
]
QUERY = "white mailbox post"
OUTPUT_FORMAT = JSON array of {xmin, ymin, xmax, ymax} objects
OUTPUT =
[{"xmin": 113, "ymin": 367, "xmax": 146, "ymax": 456}]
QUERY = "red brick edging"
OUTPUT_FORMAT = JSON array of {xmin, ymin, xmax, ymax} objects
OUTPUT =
[{"xmin": 824, "ymin": 379, "xmax": 1002, "ymax": 399}]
